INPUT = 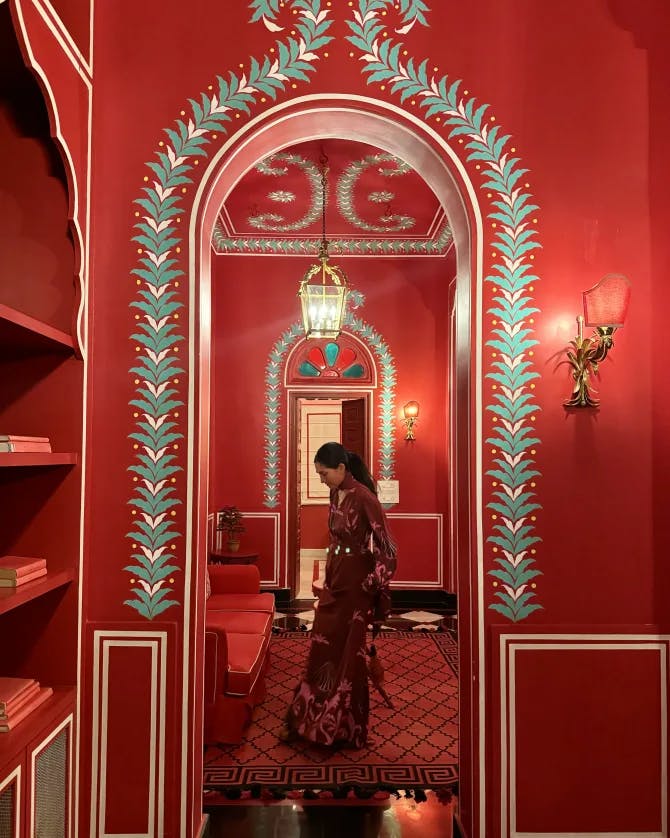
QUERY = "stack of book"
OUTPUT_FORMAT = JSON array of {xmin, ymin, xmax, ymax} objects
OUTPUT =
[
  {"xmin": 0, "ymin": 556, "xmax": 47, "ymax": 588},
  {"xmin": 0, "ymin": 677, "xmax": 53, "ymax": 732},
  {"xmin": 0, "ymin": 435, "xmax": 52, "ymax": 453}
]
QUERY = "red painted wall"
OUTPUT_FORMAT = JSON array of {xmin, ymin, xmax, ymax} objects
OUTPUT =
[{"xmin": 10, "ymin": 0, "xmax": 670, "ymax": 835}]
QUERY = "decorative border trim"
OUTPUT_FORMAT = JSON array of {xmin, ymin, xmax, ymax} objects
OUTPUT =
[
  {"xmin": 263, "ymin": 320, "xmax": 396, "ymax": 507},
  {"xmin": 345, "ymin": 0, "xmax": 543, "ymax": 623},
  {"xmin": 125, "ymin": 0, "xmax": 334, "ymax": 617},
  {"xmin": 90, "ymin": 631, "xmax": 167, "ymax": 838},
  {"xmin": 500, "ymin": 634, "xmax": 669, "ymax": 838},
  {"xmin": 242, "ymin": 511, "xmax": 281, "ymax": 586},
  {"xmin": 387, "ymin": 512, "xmax": 443, "ymax": 587},
  {"xmin": 211, "ymin": 219, "xmax": 453, "ymax": 255}
]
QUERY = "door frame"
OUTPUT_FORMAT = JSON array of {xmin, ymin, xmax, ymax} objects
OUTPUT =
[{"xmin": 286, "ymin": 388, "xmax": 373, "ymax": 598}]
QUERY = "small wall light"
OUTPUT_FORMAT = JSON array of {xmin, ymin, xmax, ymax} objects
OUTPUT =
[
  {"xmin": 402, "ymin": 401, "xmax": 420, "ymax": 440},
  {"xmin": 564, "ymin": 273, "xmax": 631, "ymax": 408}
]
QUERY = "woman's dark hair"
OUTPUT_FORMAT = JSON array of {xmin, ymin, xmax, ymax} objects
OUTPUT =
[{"xmin": 314, "ymin": 441, "xmax": 377, "ymax": 494}]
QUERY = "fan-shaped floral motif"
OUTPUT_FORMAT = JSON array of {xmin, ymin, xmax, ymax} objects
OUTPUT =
[{"xmin": 298, "ymin": 342, "xmax": 365, "ymax": 379}]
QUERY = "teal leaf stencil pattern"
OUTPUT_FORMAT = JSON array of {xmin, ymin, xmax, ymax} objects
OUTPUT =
[
  {"xmin": 250, "ymin": 153, "xmax": 321, "ymax": 230},
  {"xmin": 337, "ymin": 153, "xmax": 415, "ymax": 232},
  {"xmin": 263, "ymin": 295, "xmax": 397, "ymax": 507},
  {"xmin": 346, "ymin": 1, "xmax": 543, "ymax": 621},
  {"xmin": 125, "ymin": 0, "xmax": 333, "ymax": 618}
]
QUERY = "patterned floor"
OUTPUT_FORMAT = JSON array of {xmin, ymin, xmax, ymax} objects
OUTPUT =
[
  {"xmin": 204, "ymin": 631, "xmax": 459, "ymax": 795},
  {"xmin": 274, "ymin": 607, "xmax": 454, "ymax": 634}
]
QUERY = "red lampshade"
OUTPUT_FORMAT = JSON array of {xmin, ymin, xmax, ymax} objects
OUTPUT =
[
  {"xmin": 403, "ymin": 401, "xmax": 420, "ymax": 419},
  {"xmin": 582, "ymin": 273, "xmax": 631, "ymax": 328}
]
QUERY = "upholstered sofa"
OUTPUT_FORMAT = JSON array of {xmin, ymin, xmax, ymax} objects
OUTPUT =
[{"xmin": 204, "ymin": 564, "xmax": 275, "ymax": 744}]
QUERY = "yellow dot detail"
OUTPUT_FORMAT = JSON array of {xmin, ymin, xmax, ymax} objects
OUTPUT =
[{"xmin": 143, "ymin": 176, "xmax": 148, "ymax": 182}]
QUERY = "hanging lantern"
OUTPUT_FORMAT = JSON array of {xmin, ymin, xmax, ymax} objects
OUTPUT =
[{"xmin": 298, "ymin": 155, "xmax": 348, "ymax": 339}]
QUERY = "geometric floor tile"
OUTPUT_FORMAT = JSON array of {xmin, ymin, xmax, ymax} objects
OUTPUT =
[{"xmin": 398, "ymin": 610, "xmax": 444, "ymax": 623}]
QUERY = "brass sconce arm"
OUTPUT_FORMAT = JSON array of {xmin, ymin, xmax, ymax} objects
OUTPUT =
[{"xmin": 564, "ymin": 319, "xmax": 617, "ymax": 408}]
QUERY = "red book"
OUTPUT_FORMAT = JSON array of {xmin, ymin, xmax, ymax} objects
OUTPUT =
[
  {"xmin": 0, "ymin": 434, "xmax": 49, "ymax": 443},
  {"xmin": 0, "ymin": 567, "xmax": 48, "ymax": 587},
  {"xmin": 0, "ymin": 682, "xmax": 41, "ymax": 718},
  {"xmin": 0, "ymin": 556, "xmax": 47, "ymax": 579},
  {"xmin": 0, "ymin": 677, "xmax": 37, "ymax": 712},
  {"xmin": 0, "ymin": 441, "xmax": 52, "ymax": 453},
  {"xmin": 0, "ymin": 687, "xmax": 53, "ymax": 732}
]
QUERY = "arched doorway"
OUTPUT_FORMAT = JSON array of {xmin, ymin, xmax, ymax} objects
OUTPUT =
[{"xmin": 191, "ymin": 97, "xmax": 484, "ymax": 824}]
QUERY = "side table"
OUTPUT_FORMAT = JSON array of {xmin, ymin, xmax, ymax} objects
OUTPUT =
[{"xmin": 209, "ymin": 549, "xmax": 259, "ymax": 565}]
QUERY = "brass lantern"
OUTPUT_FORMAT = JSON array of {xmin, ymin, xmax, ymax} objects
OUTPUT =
[{"xmin": 298, "ymin": 156, "xmax": 348, "ymax": 339}]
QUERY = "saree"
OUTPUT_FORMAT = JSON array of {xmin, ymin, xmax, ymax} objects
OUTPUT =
[{"xmin": 285, "ymin": 472, "xmax": 397, "ymax": 748}]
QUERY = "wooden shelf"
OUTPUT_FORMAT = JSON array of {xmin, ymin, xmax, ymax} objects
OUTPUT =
[
  {"xmin": 0, "ymin": 453, "xmax": 78, "ymax": 468},
  {"xmin": 0, "ymin": 569, "xmax": 75, "ymax": 617},
  {"xmin": 0, "ymin": 304, "xmax": 74, "ymax": 358},
  {"xmin": 0, "ymin": 687, "xmax": 75, "ymax": 764}
]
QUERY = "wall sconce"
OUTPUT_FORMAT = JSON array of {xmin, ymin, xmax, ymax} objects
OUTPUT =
[
  {"xmin": 564, "ymin": 273, "xmax": 631, "ymax": 408},
  {"xmin": 402, "ymin": 401, "xmax": 420, "ymax": 440}
]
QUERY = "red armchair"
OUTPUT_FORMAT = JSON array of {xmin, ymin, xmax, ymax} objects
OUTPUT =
[{"xmin": 204, "ymin": 564, "xmax": 275, "ymax": 745}]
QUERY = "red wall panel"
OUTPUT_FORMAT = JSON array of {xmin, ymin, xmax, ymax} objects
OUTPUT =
[{"xmin": 499, "ymin": 635, "xmax": 667, "ymax": 836}]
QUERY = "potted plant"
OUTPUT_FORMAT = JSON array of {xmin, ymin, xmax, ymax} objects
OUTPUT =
[{"xmin": 217, "ymin": 506, "xmax": 245, "ymax": 552}]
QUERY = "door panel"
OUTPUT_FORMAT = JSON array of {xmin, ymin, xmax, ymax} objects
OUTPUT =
[{"xmin": 341, "ymin": 398, "xmax": 367, "ymax": 465}]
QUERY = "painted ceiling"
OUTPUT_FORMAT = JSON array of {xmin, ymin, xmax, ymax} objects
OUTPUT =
[{"xmin": 212, "ymin": 139, "xmax": 452, "ymax": 256}]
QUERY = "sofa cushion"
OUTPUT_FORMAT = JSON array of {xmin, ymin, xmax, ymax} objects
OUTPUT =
[
  {"xmin": 206, "ymin": 610, "xmax": 272, "ymax": 637},
  {"xmin": 207, "ymin": 592, "xmax": 275, "ymax": 614},
  {"xmin": 225, "ymin": 632, "xmax": 270, "ymax": 697}
]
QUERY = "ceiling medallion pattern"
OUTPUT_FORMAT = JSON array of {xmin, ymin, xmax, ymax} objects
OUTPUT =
[
  {"xmin": 336, "ymin": 153, "xmax": 415, "ymax": 232},
  {"xmin": 248, "ymin": 153, "xmax": 321, "ymax": 230},
  {"xmin": 345, "ymin": 0, "xmax": 543, "ymax": 623}
]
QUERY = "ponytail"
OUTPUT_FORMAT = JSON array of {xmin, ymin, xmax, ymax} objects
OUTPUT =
[{"xmin": 345, "ymin": 451, "xmax": 377, "ymax": 495}]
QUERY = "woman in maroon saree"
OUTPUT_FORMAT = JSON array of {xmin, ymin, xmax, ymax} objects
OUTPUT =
[{"xmin": 282, "ymin": 442, "xmax": 397, "ymax": 748}]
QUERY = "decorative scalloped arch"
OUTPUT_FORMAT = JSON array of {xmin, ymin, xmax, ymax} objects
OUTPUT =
[
  {"xmin": 263, "ymin": 315, "xmax": 397, "ymax": 508},
  {"xmin": 125, "ymin": 0, "xmax": 543, "ymax": 625}
]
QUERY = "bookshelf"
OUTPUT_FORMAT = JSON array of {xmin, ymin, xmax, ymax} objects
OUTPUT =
[{"xmin": 0, "ymin": 8, "xmax": 83, "ymax": 830}]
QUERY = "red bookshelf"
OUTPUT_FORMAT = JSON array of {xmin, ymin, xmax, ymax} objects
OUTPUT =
[
  {"xmin": 0, "ymin": 453, "xmax": 78, "ymax": 468},
  {"xmin": 0, "ymin": 687, "xmax": 75, "ymax": 765},
  {"xmin": 0, "ymin": 570, "xmax": 76, "ymax": 617},
  {"xmin": 0, "ymin": 304, "xmax": 75, "ymax": 358}
]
